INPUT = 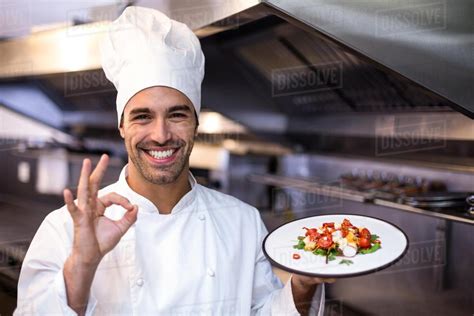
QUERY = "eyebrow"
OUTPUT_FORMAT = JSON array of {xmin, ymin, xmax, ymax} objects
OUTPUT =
[
  {"xmin": 129, "ymin": 107, "xmax": 152, "ymax": 116},
  {"xmin": 168, "ymin": 105, "xmax": 192, "ymax": 113}
]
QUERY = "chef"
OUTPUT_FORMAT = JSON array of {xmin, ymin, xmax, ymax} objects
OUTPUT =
[{"xmin": 15, "ymin": 6, "xmax": 330, "ymax": 316}]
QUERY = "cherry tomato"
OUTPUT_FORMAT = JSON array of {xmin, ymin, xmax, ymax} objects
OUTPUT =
[
  {"xmin": 317, "ymin": 235, "xmax": 333, "ymax": 249},
  {"xmin": 293, "ymin": 253, "xmax": 301, "ymax": 260},
  {"xmin": 360, "ymin": 228, "xmax": 371, "ymax": 240},
  {"xmin": 303, "ymin": 227, "xmax": 318, "ymax": 236},
  {"xmin": 358, "ymin": 237, "xmax": 371, "ymax": 249}
]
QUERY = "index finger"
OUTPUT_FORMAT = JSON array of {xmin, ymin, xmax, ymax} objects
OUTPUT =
[{"xmin": 89, "ymin": 154, "xmax": 109, "ymax": 196}]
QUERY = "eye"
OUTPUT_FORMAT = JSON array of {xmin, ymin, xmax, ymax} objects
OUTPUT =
[
  {"xmin": 169, "ymin": 113, "xmax": 187, "ymax": 118},
  {"xmin": 134, "ymin": 114, "xmax": 151, "ymax": 120}
]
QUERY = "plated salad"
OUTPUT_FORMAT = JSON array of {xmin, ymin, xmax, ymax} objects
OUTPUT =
[{"xmin": 293, "ymin": 218, "xmax": 382, "ymax": 264}]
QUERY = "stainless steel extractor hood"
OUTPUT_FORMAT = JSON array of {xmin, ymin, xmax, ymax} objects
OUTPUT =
[
  {"xmin": 200, "ymin": 0, "xmax": 474, "ymax": 118},
  {"xmin": 264, "ymin": 0, "xmax": 474, "ymax": 118},
  {"xmin": 197, "ymin": 0, "xmax": 474, "ymax": 144}
]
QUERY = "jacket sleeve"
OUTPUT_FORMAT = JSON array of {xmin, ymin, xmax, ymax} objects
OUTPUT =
[
  {"xmin": 14, "ymin": 210, "xmax": 98, "ymax": 315},
  {"xmin": 250, "ymin": 209, "xmax": 325, "ymax": 316}
]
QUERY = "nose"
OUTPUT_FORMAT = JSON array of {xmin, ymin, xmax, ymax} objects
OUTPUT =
[{"xmin": 150, "ymin": 117, "xmax": 172, "ymax": 145}]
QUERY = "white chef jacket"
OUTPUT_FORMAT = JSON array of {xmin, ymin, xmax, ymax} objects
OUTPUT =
[{"xmin": 15, "ymin": 166, "xmax": 324, "ymax": 315}]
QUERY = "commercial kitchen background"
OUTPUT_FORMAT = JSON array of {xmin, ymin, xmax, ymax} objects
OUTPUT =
[{"xmin": 0, "ymin": 0, "xmax": 473, "ymax": 315}]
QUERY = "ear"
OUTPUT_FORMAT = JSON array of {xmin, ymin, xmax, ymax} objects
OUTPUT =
[
  {"xmin": 194, "ymin": 112, "xmax": 199, "ymax": 137},
  {"xmin": 118, "ymin": 113, "xmax": 125, "ymax": 138}
]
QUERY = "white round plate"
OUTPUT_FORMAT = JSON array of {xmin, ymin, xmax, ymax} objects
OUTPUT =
[{"xmin": 263, "ymin": 214, "xmax": 408, "ymax": 278}]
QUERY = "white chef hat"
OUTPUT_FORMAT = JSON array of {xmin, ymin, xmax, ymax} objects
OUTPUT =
[{"xmin": 100, "ymin": 6, "xmax": 205, "ymax": 126}]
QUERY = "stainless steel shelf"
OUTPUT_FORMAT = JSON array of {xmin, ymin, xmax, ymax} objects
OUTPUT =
[
  {"xmin": 248, "ymin": 173, "xmax": 369, "ymax": 203},
  {"xmin": 373, "ymin": 199, "xmax": 474, "ymax": 225},
  {"xmin": 248, "ymin": 173, "xmax": 474, "ymax": 225}
]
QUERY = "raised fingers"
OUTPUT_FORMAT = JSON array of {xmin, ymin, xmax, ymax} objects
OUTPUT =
[
  {"xmin": 63, "ymin": 188, "xmax": 78, "ymax": 218},
  {"xmin": 89, "ymin": 154, "xmax": 109, "ymax": 197},
  {"xmin": 77, "ymin": 158, "xmax": 92, "ymax": 209}
]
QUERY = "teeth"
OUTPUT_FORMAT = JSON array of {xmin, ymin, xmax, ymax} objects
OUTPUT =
[{"xmin": 148, "ymin": 149, "xmax": 174, "ymax": 159}]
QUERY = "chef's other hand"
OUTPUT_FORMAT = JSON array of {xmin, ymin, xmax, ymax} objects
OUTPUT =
[
  {"xmin": 291, "ymin": 274, "xmax": 335, "ymax": 316},
  {"xmin": 63, "ymin": 154, "xmax": 138, "ymax": 266},
  {"xmin": 293, "ymin": 274, "xmax": 336, "ymax": 286}
]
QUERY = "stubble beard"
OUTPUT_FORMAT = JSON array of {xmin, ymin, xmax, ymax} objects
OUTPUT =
[{"xmin": 127, "ymin": 137, "xmax": 194, "ymax": 185}]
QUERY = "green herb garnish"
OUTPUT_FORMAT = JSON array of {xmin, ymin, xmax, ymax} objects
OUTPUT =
[
  {"xmin": 326, "ymin": 248, "xmax": 337, "ymax": 263},
  {"xmin": 293, "ymin": 239, "xmax": 305, "ymax": 250},
  {"xmin": 359, "ymin": 243, "xmax": 381, "ymax": 254},
  {"xmin": 339, "ymin": 259, "xmax": 353, "ymax": 265},
  {"xmin": 370, "ymin": 234, "xmax": 380, "ymax": 242},
  {"xmin": 313, "ymin": 248, "xmax": 327, "ymax": 256}
]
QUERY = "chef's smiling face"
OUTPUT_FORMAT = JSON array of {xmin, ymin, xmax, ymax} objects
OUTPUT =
[{"xmin": 120, "ymin": 86, "xmax": 198, "ymax": 185}]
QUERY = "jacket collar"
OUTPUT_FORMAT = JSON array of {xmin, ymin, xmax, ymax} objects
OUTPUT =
[{"xmin": 117, "ymin": 164, "xmax": 198, "ymax": 215}]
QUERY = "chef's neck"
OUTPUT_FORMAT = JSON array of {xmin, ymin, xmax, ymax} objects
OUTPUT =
[{"xmin": 126, "ymin": 163, "xmax": 192, "ymax": 215}]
